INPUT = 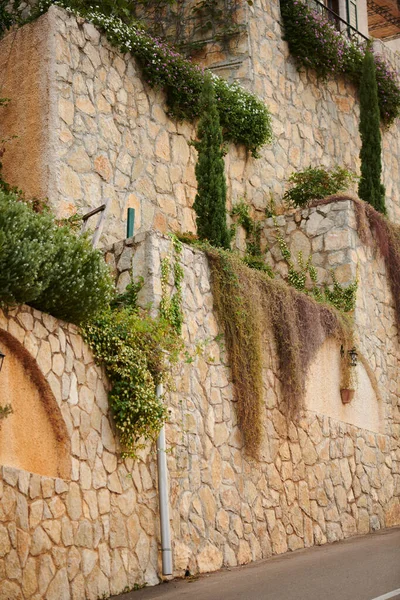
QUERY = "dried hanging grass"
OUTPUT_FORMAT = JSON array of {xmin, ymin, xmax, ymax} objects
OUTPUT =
[
  {"xmin": 207, "ymin": 248, "xmax": 354, "ymax": 456},
  {"xmin": 354, "ymin": 201, "xmax": 400, "ymax": 330},
  {"xmin": 311, "ymin": 194, "xmax": 400, "ymax": 332}
]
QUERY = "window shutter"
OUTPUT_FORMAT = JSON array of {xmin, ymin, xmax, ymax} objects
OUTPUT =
[{"xmin": 347, "ymin": 0, "xmax": 358, "ymax": 29}]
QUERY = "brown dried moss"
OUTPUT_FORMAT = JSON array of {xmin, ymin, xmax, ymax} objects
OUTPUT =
[
  {"xmin": 207, "ymin": 248, "xmax": 353, "ymax": 456},
  {"xmin": 311, "ymin": 194, "xmax": 400, "ymax": 332}
]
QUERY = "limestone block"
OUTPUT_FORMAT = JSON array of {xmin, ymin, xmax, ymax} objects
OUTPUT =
[{"xmin": 197, "ymin": 542, "xmax": 223, "ymax": 573}]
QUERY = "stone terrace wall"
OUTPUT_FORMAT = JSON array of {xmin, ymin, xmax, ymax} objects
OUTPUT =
[
  {"xmin": 1, "ymin": 198, "xmax": 400, "ymax": 598},
  {"xmin": 263, "ymin": 197, "xmax": 399, "ymax": 430},
  {"xmin": 107, "ymin": 212, "xmax": 399, "ymax": 567},
  {"xmin": 0, "ymin": 306, "xmax": 162, "ymax": 599},
  {"xmin": 1, "ymin": 3, "xmax": 400, "ymax": 248}
]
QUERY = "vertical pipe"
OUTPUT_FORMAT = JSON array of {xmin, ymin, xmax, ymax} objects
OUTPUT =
[
  {"xmin": 156, "ymin": 383, "xmax": 173, "ymax": 575},
  {"xmin": 127, "ymin": 207, "xmax": 135, "ymax": 238}
]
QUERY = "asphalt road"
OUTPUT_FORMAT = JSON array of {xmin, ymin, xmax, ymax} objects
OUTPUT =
[{"xmin": 115, "ymin": 527, "xmax": 400, "ymax": 600}]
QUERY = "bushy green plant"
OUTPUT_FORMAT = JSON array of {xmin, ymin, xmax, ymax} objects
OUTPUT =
[
  {"xmin": 24, "ymin": 0, "xmax": 272, "ymax": 155},
  {"xmin": 358, "ymin": 49, "xmax": 386, "ymax": 213},
  {"xmin": 280, "ymin": 0, "xmax": 400, "ymax": 125},
  {"xmin": 82, "ymin": 303, "xmax": 181, "ymax": 456},
  {"xmin": 83, "ymin": 242, "xmax": 184, "ymax": 456},
  {"xmin": 193, "ymin": 75, "xmax": 231, "ymax": 249},
  {"xmin": 283, "ymin": 166, "xmax": 356, "ymax": 208},
  {"xmin": 0, "ymin": 191, "xmax": 114, "ymax": 323}
]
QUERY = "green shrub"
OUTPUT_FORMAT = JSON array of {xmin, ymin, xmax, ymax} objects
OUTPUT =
[
  {"xmin": 358, "ymin": 49, "xmax": 386, "ymax": 213},
  {"xmin": 193, "ymin": 75, "xmax": 231, "ymax": 248},
  {"xmin": 0, "ymin": 191, "xmax": 114, "ymax": 323},
  {"xmin": 283, "ymin": 166, "xmax": 356, "ymax": 208}
]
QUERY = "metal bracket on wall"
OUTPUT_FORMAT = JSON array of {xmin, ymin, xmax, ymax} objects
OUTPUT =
[{"xmin": 81, "ymin": 198, "xmax": 111, "ymax": 248}]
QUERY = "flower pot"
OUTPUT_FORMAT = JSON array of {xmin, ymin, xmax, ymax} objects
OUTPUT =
[{"xmin": 340, "ymin": 389, "xmax": 355, "ymax": 404}]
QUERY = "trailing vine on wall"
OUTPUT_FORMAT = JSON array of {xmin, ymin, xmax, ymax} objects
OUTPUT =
[
  {"xmin": 82, "ymin": 254, "xmax": 184, "ymax": 457},
  {"xmin": 160, "ymin": 234, "xmax": 184, "ymax": 334},
  {"xmin": 206, "ymin": 246, "xmax": 355, "ymax": 456}
]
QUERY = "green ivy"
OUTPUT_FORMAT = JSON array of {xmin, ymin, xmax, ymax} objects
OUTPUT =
[
  {"xmin": 160, "ymin": 234, "xmax": 184, "ymax": 334},
  {"xmin": 231, "ymin": 200, "xmax": 274, "ymax": 276},
  {"xmin": 274, "ymin": 223, "xmax": 357, "ymax": 312}
]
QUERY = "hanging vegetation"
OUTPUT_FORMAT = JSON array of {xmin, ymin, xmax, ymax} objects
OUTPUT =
[
  {"xmin": 279, "ymin": 0, "xmax": 400, "ymax": 126},
  {"xmin": 206, "ymin": 246, "xmax": 355, "ymax": 457},
  {"xmin": 358, "ymin": 49, "xmax": 386, "ymax": 214},
  {"xmin": 353, "ymin": 198, "xmax": 400, "ymax": 329},
  {"xmin": 193, "ymin": 75, "xmax": 231, "ymax": 249},
  {"xmin": 82, "ymin": 239, "xmax": 184, "ymax": 457}
]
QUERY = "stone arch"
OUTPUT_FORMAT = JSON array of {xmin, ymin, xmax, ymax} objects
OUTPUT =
[
  {"xmin": 305, "ymin": 337, "xmax": 384, "ymax": 433},
  {"xmin": 0, "ymin": 328, "xmax": 71, "ymax": 478}
]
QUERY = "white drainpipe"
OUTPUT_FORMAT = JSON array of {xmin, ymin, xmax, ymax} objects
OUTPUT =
[{"xmin": 156, "ymin": 383, "xmax": 173, "ymax": 576}]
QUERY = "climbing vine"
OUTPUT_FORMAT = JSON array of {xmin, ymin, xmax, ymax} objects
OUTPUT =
[
  {"xmin": 160, "ymin": 234, "xmax": 184, "ymax": 333},
  {"xmin": 82, "ymin": 245, "xmax": 184, "ymax": 457}
]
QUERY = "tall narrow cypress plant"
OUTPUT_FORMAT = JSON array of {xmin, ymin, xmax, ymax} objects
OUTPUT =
[
  {"xmin": 358, "ymin": 48, "xmax": 386, "ymax": 214},
  {"xmin": 193, "ymin": 74, "xmax": 230, "ymax": 249}
]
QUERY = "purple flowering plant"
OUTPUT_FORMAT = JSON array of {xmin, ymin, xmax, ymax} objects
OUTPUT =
[{"xmin": 280, "ymin": 0, "xmax": 400, "ymax": 125}]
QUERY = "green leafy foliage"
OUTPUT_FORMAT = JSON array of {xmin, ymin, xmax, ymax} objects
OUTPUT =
[
  {"xmin": 358, "ymin": 49, "xmax": 386, "ymax": 214},
  {"xmin": 160, "ymin": 235, "xmax": 184, "ymax": 333},
  {"xmin": 193, "ymin": 75, "xmax": 231, "ymax": 249},
  {"xmin": 283, "ymin": 166, "xmax": 356, "ymax": 208},
  {"xmin": 0, "ymin": 191, "xmax": 114, "ymax": 324},
  {"xmin": 274, "ymin": 224, "xmax": 357, "ymax": 312},
  {"xmin": 82, "ymin": 239, "xmax": 184, "ymax": 457},
  {"xmin": 0, "ymin": 404, "xmax": 13, "ymax": 421},
  {"xmin": 231, "ymin": 200, "xmax": 274, "ymax": 275},
  {"xmin": 82, "ymin": 300, "xmax": 181, "ymax": 457},
  {"xmin": 23, "ymin": 0, "xmax": 272, "ymax": 155},
  {"xmin": 280, "ymin": 0, "xmax": 400, "ymax": 125}
]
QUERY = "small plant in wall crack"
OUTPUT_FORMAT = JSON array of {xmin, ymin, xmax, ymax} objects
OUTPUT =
[
  {"xmin": 0, "ymin": 404, "xmax": 12, "ymax": 423},
  {"xmin": 160, "ymin": 234, "xmax": 184, "ymax": 334}
]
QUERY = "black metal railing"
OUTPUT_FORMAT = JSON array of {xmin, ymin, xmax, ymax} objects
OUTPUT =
[{"xmin": 308, "ymin": 0, "xmax": 369, "ymax": 44}]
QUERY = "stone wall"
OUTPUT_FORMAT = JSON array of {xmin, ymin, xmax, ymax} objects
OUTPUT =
[
  {"xmin": 107, "ymin": 202, "xmax": 399, "ymax": 567},
  {"xmin": 0, "ymin": 197, "xmax": 399, "ymax": 598},
  {"xmin": 1, "ymin": 2, "xmax": 400, "ymax": 248},
  {"xmin": 0, "ymin": 306, "xmax": 162, "ymax": 599}
]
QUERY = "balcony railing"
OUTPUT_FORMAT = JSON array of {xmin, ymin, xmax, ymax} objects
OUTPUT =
[{"xmin": 308, "ymin": 0, "xmax": 369, "ymax": 44}]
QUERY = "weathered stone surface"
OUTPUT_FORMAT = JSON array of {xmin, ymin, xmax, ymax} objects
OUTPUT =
[{"xmin": 197, "ymin": 542, "xmax": 223, "ymax": 573}]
